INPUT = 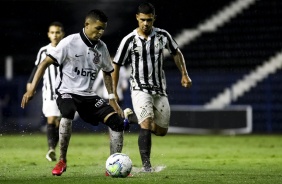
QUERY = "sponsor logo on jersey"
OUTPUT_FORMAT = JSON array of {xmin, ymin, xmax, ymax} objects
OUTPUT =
[
  {"xmin": 61, "ymin": 93, "xmax": 72, "ymax": 99},
  {"xmin": 75, "ymin": 54, "xmax": 83, "ymax": 57},
  {"xmin": 95, "ymin": 98, "xmax": 105, "ymax": 108},
  {"xmin": 133, "ymin": 46, "xmax": 142, "ymax": 54},
  {"xmin": 141, "ymin": 84, "xmax": 159, "ymax": 89},
  {"xmin": 89, "ymin": 48, "xmax": 101, "ymax": 64},
  {"xmin": 133, "ymin": 39, "xmax": 141, "ymax": 54},
  {"xmin": 155, "ymin": 37, "xmax": 165, "ymax": 49},
  {"xmin": 74, "ymin": 67, "xmax": 97, "ymax": 80}
]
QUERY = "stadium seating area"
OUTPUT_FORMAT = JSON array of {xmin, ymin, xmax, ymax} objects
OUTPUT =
[
  {"xmin": 166, "ymin": 0, "xmax": 282, "ymax": 133},
  {"xmin": 1, "ymin": 0, "xmax": 282, "ymax": 133}
]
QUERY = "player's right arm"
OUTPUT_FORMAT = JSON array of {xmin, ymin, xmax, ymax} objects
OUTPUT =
[
  {"xmin": 21, "ymin": 56, "xmax": 54, "ymax": 109},
  {"xmin": 26, "ymin": 47, "xmax": 43, "ymax": 91},
  {"xmin": 26, "ymin": 66, "xmax": 37, "ymax": 91}
]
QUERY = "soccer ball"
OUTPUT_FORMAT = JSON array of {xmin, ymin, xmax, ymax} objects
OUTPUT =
[{"xmin": 105, "ymin": 153, "xmax": 132, "ymax": 178}]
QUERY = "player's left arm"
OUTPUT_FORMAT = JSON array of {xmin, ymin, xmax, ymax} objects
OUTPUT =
[
  {"xmin": 21, "ymin": 56, "xmax": 54, "ymax": 108},
  {"xmin": 173, "ymin": 48, "xmax": 192, "ymax": 88},
  {"xmin": 103, "ymin": 71, "xmax": 124, "ymax": 118}
]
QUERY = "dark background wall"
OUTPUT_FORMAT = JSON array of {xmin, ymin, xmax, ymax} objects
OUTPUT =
[
  {"xmin": 1, "ymin": 0, "xmax": 282, "ymax": 133},
  {"xmin": 0, "ymin": 0, "xmax": 230, "ymax": 75}
]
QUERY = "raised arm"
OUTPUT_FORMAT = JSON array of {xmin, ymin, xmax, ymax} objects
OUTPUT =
[
  {"xmin": 173, "ymin": 49, "xmax": 192, "ymax": 88},
  {"xmin": 21, "ymin": 56, "xmax": 54, "ymax": 109}
]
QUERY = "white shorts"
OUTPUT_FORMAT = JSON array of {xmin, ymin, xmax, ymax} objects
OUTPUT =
[
  {"xmin": 131, "ymin": 90, "xmax": 170, "ymax": 128},
  {"xmin": 42, "ymin": 99, "xmax": 61, "ymax": 117}
]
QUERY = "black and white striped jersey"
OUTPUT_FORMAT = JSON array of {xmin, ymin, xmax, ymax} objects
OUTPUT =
[
  {"xmin": 48, "ymin": 29, "xmax": 113, "ymax": 96},
  {"xmin": 29, "ymin": 43, "xmax": 59, "ymax": 101},
  {"xmin": 113, "ymin": 27, "xmax": 178, "ymax": 96}
]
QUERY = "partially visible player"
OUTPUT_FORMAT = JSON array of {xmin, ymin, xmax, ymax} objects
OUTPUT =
[
  {"xmin": 21, "ymin": 9, "xmax": 128, "ymax": 176},
  {"xmin": 93, "ymin": 64, "xmax": 129, "ymax": 108},
  {"xmin": 112, "ymin": 2, "xmax": 192, "ymax": 172},
  {"xmin": 26, "ymin": 21, "xmax": 65, "ymax": 162}
]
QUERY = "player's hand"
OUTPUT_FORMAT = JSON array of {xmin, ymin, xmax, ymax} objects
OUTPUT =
[
  {"xmin": 21, "ymin": 90, "xmax": 35, "ymax": 109},
  {"xmin": 109, "ymin": 99, "xmax": 124, "ymax": 118},
  {"xmin": 181, "ymin": 75, "xmax": 192, "ymax": 88}
]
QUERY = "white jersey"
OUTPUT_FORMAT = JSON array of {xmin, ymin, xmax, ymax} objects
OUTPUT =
[
  {"xmin": 48, "ymin": 29, "xmax": 113, "ymax": 96},
  {"xmin": 34, "ymin": 43, "xmax": 59, "ymax": 101},
  {"xmin": 113, "ymin": 27, "xmax": 178, "ymax": 96}
]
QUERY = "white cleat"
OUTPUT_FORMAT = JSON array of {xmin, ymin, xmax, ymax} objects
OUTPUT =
[
  {"xmin": 123, "ymin": 108, "xmax": 133, "ymax": 119},
  {"xmin": 46, "ymin": 149, "xmax": 56, "ymax": 162}
]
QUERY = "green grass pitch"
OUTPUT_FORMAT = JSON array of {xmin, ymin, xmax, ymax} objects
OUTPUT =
[{"xmin": 0, "ymin": 133, "xmax": 281, "ymax": 184}]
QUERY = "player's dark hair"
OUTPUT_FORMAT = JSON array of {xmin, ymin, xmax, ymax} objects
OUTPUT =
[
  {"xmin": 86, "ymin": 9, "xmax": 108, "ymax": 23},
  {"xmin": 137, "ymin": 2, "xmax": 155, "ymax": 15},
  {"xmin": 49, "ymin": 21, "xmax": 64, "ymax": 32}
]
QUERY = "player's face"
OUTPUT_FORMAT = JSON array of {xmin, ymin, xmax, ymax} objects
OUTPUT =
[
  {"xmin": 85, "ymin": 19, "xmax": 107, "ymax": 41},
  {"xmin": 48, "ymin": 26, "xmax": 64, "ymax": 46},
  {"xmin": 136, "ymin": 13, "xmax": 155, "ymax": 35}
]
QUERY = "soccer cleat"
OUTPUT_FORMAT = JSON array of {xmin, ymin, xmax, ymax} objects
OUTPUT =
[
  {"xmin": 46, "ymin": 149, "xmax": 56, "ymax": 162},
  {"xmin": 123, "ymin": 108, "xmax": 133, "ymax": 120},
  {"xmin": 141, "ymin": 167, "xmax": 153, "ymax": 173},
  {"xmin": 52, "ymin": 160, "xmax": 67, "ymax": 176}
]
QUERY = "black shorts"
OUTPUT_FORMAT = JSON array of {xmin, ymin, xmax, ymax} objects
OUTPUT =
[{"xmin": 56, "ymin": 93, "xmax": 114, "ymax": 126}]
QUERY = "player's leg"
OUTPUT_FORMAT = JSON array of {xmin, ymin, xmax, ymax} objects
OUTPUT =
[
  {"xmin": 138, "ymin": 117, "xmax": 153, "ymax": 172},
  {"xmin": 137, "ymin": 95, "xmax": 170, "ymax": 172},
  {"xmin": 151, "ymin": 95, "xmax": 170, "ymax": 136},
  {"xmin": 104, "ymin": 112, "xmax": 125, "ymax": 155},
  {"xmin": 82, "ymin": 96, "xmax": 126, "ymax": 176},
  {"xmin": 108, "ymin": 127, "xmax": 123, "ymax": 155},
  {"xmin": 105, "ymin": 113, "xmax": 134, "ymax": 176},
  {"xmin": 52, "ymin": 93, "xmax": 76, "ymax": 176},
  {"xmin": 51, "ymin": 117, "xmax": 71, "ymax": 176},
  {"xmin": 131, "ymin": 91, "xmax": 154, "ymax": 172},
  {"xmin": 46, "ymin": 116, "xmax": 60, "ymax": 161},
  {"xmin": 138, "ymin": 96, "xmax": 170, "ymax": 172},
  {"xmin": 78, "ymin": 95, "xmax": 126, "ymax": 154},
  {"xmin": 42, "ymin": 99, "xmax": 61, "ymax": 161}
]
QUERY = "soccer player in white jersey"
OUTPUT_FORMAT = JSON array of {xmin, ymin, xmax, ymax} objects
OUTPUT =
[
  {"xmin": 112, "ymin": 2, "xmax": 192, "ymax": 172},
  {"xmin": 26, "ymin": 21, "xmax": 65, "ymax": 162},
  {"xmin": 21, "ymin": 9, "xmax": 128, "ymax": 176}
]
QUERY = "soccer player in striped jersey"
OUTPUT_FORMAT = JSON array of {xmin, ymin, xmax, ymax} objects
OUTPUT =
[
  {"xmin": 26, "ymin": 21, "xmax": 65, "ymax": 162},
  {"xmin": 21, "ymin": 9, "xmax": 128, "ymax": 176},
  {"xmin": 112, "ymin": 2, "xmax": 192, "ymax": 172}
]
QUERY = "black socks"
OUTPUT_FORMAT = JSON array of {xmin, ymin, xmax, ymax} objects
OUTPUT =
[
  {"xmin": 128, "ymin": 112, "xmax": 138, "ymax": 124},
  {"xmin": 47, "ymin": 124, "xmax": 59, "ymax": 150},
  {"xmin": 138, "ymin": 128, "xmax": 152, "ymax": 168}
]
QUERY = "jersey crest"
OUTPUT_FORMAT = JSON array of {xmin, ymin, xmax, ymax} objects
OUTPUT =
[{"xmin": 89, "ymin": 48, "xmax": 101, "ymax": 64}]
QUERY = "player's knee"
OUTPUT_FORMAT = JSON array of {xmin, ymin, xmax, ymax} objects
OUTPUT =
[
  {"xmin": 47, "ymin": 116, "xmax": 59, "ymax": 124},
  {"xmin": 154, "ymin": 132, "xmax": 167, "ymax": 136},
  {"xmin": 152, "ymin": 128, "xmax": 168, "ymax": 136},
  {"xmin": 60, "ymin": 106, "xmax": 76, "ymax": 120},
  {"xmin": 105, "ymin": 113, "xmax": 124, "ymax": 132},
  {"xmin": 140, "ymin": 117, "xmax": 153, "ymax": 129}
]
